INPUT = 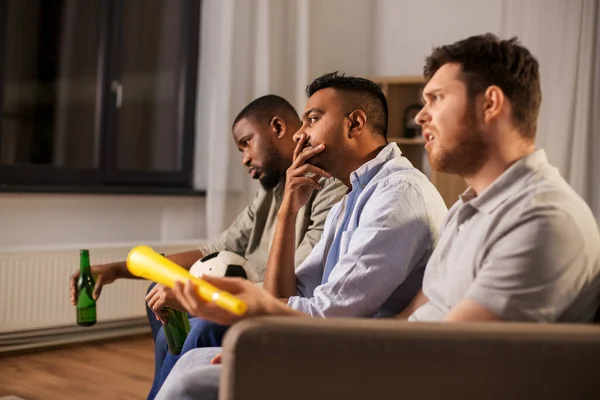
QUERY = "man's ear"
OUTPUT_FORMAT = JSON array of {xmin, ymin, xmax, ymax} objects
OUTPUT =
[
  {"xmin": 347, "ymin": 110, "xmax": 367, "ymax": 138},
  {"xmin": 482, "ymin": 85, "xmax": 505, "ymax": 124},
  {"xmin": 270, "ymin": 116, "xmax": 286, "ymax": 139}
]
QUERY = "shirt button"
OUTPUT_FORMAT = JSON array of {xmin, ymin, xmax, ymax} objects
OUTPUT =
[{"xmin": 458, "ymin": 223, "xmax": 465, "ymax": 231}]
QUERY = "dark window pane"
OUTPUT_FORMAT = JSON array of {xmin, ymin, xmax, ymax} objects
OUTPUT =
[
  {"xmin": 115, "ymin": 0, "xmax": 186, "ymax": 172},
  {"xmin": 1, "ymin": 0, "xmax": 101, "ymax": 169}
]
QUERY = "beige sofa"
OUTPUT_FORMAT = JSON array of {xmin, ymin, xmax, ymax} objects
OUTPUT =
[{"xmin": 220, "ymin": 317, "xmax": 600, "ymax": 400}]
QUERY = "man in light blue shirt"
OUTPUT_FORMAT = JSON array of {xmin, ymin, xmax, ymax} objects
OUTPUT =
[
  {"xmin": 284, "ymin": 138, "xmax": 446, "ymax": 318},
  {"xmin": 261, "ymin": 72, "xmax": 447, "ymax": 319}
]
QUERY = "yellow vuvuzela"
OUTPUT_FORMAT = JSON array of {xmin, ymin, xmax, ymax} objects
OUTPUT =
[{"xmin": 126, "ymin": 245, "xmax": 247, "ymax": 316}]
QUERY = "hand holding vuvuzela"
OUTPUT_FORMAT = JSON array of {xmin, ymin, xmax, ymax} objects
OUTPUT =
[{"xmin": 126, "ymin": 245, "xmax": 247, "ymax": 316}]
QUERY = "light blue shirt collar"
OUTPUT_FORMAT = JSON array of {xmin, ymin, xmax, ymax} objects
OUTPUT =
[{"xmin": 350, "ymin": 142, "xmax": 402, "ymax": 190}]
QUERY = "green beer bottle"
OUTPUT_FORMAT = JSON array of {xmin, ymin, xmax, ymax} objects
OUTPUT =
[
  {"xmin": 163, "ymin": 308, "xmax": 191, "ymax": 354},
  {"xmin": 159, "ymin": 253, "xmax": 190, "ymax": 354},
  {"xmin": 76, "ymin": 249, "xmax": 97, "ymax": 326}
]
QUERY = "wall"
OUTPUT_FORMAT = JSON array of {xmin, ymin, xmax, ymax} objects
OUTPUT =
[
  {"xmin": 308, "ymin": 0, "xmax": 373, "ymax": 80},
  {"xmin": 370, "ymin": 0, "xmax": 503, "ymax": 76},
  {"xmin": 0, "ymin": 194, "xmax": 205, "ymax": 250}
]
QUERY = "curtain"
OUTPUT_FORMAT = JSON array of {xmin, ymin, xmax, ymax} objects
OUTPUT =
[
  {"xmin": 591, "ymin": 1, "xmax": 600, "ymax": 222},
  {"xmin": 193, "ymin": 0, "xmax": 312, "ymax": 238}
]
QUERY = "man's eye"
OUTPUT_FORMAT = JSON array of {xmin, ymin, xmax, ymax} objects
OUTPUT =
[
  {"xmin": 238, "ymin": 138, "xmax": 251, "ymax": 149},
  {"xmin": 308, "ymin": 116, "xmax": 318, "ymax": 124}
]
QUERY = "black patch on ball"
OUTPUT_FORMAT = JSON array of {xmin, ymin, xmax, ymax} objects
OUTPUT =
[
  {"xmin": 200, "ymin": 252, "xmax": 220, "ymax": 262},
  {"xmin": 224, "ymin": 265, "xmax": 248, "ymax": 279}
]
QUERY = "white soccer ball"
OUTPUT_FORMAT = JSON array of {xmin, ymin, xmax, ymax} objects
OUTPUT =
[{"xmin": 189, "ymin": 251, "xmax": 259, "ymax": 283}]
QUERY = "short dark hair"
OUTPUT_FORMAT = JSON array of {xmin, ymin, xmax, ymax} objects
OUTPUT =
[
  {"xmin": 233, "ymin": 94, "xmax": 299, "ymax": 129},
  {"xmin": 424, "ymin": 33, "xmax": 541, "ymax": 140},
  {"xmin": 306, "ymin": 71, "xmax": 388, "ymax": 139}
]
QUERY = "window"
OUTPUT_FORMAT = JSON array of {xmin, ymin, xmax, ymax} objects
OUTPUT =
[{"xmin": 0, "ymin": 0, "xmax": 200, "ymax": 192}]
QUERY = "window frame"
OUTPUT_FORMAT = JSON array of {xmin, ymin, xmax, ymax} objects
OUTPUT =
[{"xmin": 0, "ymin": 0, "xmax": 202, "ymax": 194}]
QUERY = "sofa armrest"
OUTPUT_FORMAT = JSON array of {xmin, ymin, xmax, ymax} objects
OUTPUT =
[{"xmin": 220, "ymin": 317, "xmax": 600, "ymax": 400}]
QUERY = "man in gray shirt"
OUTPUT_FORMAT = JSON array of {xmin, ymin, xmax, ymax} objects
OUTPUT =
[
  {"xmin": 402, "ymin": 33, "xmax": 600, "ymax": 322},
  {"xmin": 156, "ymin": 34, "xmax": 600, "ymax": 399},
  {"xmin": 68, "ymin": 95, "xmax": 347, "ymax": 384}
]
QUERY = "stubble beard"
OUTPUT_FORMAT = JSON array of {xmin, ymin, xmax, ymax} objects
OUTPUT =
[{"xmin": 428, "ymin": 107, "xmax": 489, "ymax": 177}]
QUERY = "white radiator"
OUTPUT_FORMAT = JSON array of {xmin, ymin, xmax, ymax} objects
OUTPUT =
[{"xmin": 0, "ymin": 241, "xmax": 202, "ymax": 352}]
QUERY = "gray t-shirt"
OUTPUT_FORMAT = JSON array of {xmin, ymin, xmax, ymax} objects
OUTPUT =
[{"xmin": 410, "ymin": 149, "xmax": 600, "ymax": 323}]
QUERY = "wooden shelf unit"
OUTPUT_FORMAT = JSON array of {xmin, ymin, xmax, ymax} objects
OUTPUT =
[{"xmin": 372, "ymin": 75, "xmax": 467, "ymax": 207}]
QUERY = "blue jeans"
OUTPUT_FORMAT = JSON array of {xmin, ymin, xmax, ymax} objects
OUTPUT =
[
  {"xmin": 146, "ymin": 283, "xmax": 164, "ymax": 341},
  {"xmin": 147, "ymin": 317, "xmax": 230, "ymax": 400},
  {"xmin": 146, "ymin": 283, "xmax": 168, "ymax": 380}
]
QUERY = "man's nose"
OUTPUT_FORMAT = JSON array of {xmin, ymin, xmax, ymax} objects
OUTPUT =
[
  {"xmin": 293, "ymin": 129, "xmax": 305, "ymax": 143},
  {"xmin": 242, "ymin": 153, "xmax": 251, "ymax": 166},
  {"xmin": 415, "ymin": 106, "xmax": 430, "ymax": 126}
]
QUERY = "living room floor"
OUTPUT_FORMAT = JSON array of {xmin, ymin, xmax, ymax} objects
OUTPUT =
[{"xmin": 0, "ymin": 335, "xmax": 154, "ymax": 400}]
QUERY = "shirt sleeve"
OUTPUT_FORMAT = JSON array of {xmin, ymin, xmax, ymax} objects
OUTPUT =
[
  {"xmin": 288, "ymin": 181, "xmax": 433, "ymax": 317},
  {"xmin": 465, "ymin": 206, "xmax": 588, "ymax": 322},
  {"xmin": 293, "ymin": 178, "xmax": 347, "ymax": 267},
  {"xmin": 197, "ymin": 190, "xmax": 261, "ymax": 257}
]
